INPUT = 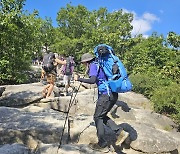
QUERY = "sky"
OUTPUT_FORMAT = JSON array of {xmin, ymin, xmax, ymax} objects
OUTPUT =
[{"xmin": 24, "ymin": 0, "xmax": 180, "ymax": 37}]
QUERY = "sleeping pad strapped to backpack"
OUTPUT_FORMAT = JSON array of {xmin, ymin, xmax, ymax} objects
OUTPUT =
[{"xmin": 94, "ymin": 44, "xmax": 132, "ymax": 93}]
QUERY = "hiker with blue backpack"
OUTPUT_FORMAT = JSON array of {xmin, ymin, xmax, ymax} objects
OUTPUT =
[{"xmin": 74, "ymin": 44, "xmax": 132, "ymax": 152}]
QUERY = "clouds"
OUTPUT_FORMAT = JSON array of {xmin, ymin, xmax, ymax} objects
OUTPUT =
[{"xmin": 123, "ymin": 9, "xmax": 160, "ymax": 37}]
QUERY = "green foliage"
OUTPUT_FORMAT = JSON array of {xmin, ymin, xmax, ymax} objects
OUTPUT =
[
  {"xmin": 126, "ymin": 33, "xmax": 179, "ymax": 125},
  {"xmin": 125, "ymin": 34, "xmax": 169, "ymax": 73},
  {"xmin": 151, "ymin": 82, "xmax": 180, "ymax": 124},
  {"xmin": 55, "ymin": 4, "xmax": 133, "ymax": 62},
  {"xmin": 129, "ymin": 69, "xmax": 171, "ymax": 99},
  {"xmin": 124, "ymin": 33, "xmax": 179, "ymax": 82},
  {"xmin": 0, "ymin": 0, "xmax": 54, "ymax": 84},
  {"xmin": 167, "ymin": 32, "xmax": 180, "ymax": 49}
]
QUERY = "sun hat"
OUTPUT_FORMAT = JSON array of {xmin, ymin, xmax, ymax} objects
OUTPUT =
[{"xmin": 81, "ymin": 53, "xmax": 94, "ymax": 63}]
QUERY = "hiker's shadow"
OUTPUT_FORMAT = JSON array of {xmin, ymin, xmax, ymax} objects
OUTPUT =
[
  {"xmin": 110, "ymin": 101, "xmax": 138, "ymax": 153},
  {"xmin": 112, "ymin": 100, "xmax": 138, "ymax": 141},
  {"xmin": 116, "ymin": 101, "xmax": 131, "ymax": 112},
  {"xmin": 114, "ymin": 123, "xmax": 138, "ymax": 153},
  {"xmin": 111, "ymin": 100, "xmax": 131, "ymax": 119}
]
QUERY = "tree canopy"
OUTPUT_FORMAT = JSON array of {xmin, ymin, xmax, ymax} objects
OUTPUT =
[{"xmin": 0, "ymin": 0, "xmax": 54, "ymax": 83}]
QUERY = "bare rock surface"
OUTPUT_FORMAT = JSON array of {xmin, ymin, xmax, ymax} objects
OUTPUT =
[
  {"xmin": 0, "ymin": 143, "xmax": 31, "ymax": 154},
  {"xmin": 0, "ymin": 83, "xmax": 44, "ymax": 107},
  {"xmin": 0, "ymin": 82, "xmax": 180, "ymax": 153},
  {"xmin": 0, "ymin": 106, "xmax": 69, "ymax": 149}
]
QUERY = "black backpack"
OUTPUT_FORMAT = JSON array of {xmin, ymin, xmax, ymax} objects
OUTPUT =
[
  {"xmin": 64, "ymin": 57, "xmax": 73, "ymax": 75},
  {"xmin": 42, "ymin": 52, "xmax": 55, "ymax": 73}
]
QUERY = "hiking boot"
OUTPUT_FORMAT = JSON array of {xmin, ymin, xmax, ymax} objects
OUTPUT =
[
  {"xmin": 115, "ymin": 130, "xmax": 129, "ymax": 146},
  {"xmin": 89, "ymin": 143, "xmax": 109, "ymax": 153}
]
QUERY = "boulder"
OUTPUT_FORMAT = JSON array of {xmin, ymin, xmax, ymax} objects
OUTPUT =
[
  {"xmin": 0, "ymin": 143, "xmax": 31, "ymax": 154},
  {"xmin": 0, "ymin": 83, "xmax": 44, "ymax": 107},
  {"xmin": 0, "ymin": 106, "xmax": 69, "ymax": 149}
]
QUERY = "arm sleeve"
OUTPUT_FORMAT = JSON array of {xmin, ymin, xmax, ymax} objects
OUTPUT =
[{"xmin": 78, "ymin": 76, "xmax": 96, "ymax": 84}]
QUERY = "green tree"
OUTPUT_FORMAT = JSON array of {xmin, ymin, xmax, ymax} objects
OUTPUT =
[
  {"xmin": 124, "ymin": 33, "xmax": 178, "ymax": 75},
  {"xmin": 0, "ymin": 0, "xmax": 54, "ymax": 84},
  {"xmin": 125, "ymin": 33, "xmax": 179, "ymax": 124},
  {"xmin": 55, "ymin": 4, "xmax": 133, "ymax": 61},
  {"xmin": 167, "ymin": 32, "xmax": 180, "ymax": 49}
]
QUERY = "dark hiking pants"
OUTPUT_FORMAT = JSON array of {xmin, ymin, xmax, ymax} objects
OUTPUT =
[{"xmin": 94, "ymin": 92, "xmax": 120, "ymax": 147}]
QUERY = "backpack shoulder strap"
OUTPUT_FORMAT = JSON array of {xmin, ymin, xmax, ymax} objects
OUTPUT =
[{"xmin": 92, "ymin": 61, "xmax": 100, "ymax": 75}]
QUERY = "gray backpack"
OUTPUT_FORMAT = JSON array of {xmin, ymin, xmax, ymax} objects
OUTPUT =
[{"xmin": 64, "ymin": 57, "xmax": 73, "ymax": 75}]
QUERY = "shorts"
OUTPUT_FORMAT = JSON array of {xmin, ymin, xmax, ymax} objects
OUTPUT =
[
  {"xmin": 46, "ymin": 73, "xmax": 56, "ymax": 83},
  {"xmin": 63, "ymin": 75, "xmax": 72, "ymax": 85}
]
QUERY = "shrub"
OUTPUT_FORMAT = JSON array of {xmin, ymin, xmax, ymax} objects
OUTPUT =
[
  {"xmin": 129, "ymin": 72, "xmax": 166, "ymax": 98},
  {"xmin": 151, "ymin": 82, "xmax": 180, "ymax": 125}
]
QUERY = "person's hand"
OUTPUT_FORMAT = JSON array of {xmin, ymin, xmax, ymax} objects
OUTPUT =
[{"xmin": 74, "ymin": 74, "xmax": 79, "ymax": 81}]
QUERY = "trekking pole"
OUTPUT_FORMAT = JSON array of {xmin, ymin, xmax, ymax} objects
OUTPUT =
[{"xmin": 57, "ymin": 76, "xmax": 83, "ymax": 151}]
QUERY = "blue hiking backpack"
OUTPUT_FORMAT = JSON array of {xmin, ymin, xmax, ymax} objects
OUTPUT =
[{"xmin": 94, "ymin": 44, "xmax": 132, "ymax": 93}]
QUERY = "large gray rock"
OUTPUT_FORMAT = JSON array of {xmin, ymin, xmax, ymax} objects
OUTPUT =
[
  {"xmin": 38, "ymin": 96, "xmax": 77, "ymax": 115},
  {"xmin": 128, "ymin": 122, "xmax": 178, "ymax": 153},
  {"xmin": 118, "ymin": 91, "xmax": 152, "ymax": 110},
  {"xmin": 0, "ymin": 143, "xmax": 31, "ymax": 154},
  {"xmin": 72, "ymin": 115, "xmax": 179, "ymax": 153},
  {"xmin": 110, "ymin": 107, "xmax": 177, "ymax": 131},
  {"xmin": 37, "ymin": 143, "xmax": 106, "ymax": 154},
  {"xmin": 37, "ymin": 89, "xmax": 97, "ymax": 116},
  {"xmin": 0, "ymin": 106, "xmax": 69, "ymax": 149},
  {"xmin": 0, "ymin": 83, "xmax": 44, "ymax": 107},
  {"xmin": 0, "ymin": 83, "xmax": 180, "ymax": 154}
]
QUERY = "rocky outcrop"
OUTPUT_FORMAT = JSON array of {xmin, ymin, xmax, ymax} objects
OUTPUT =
[
  {"xmin": 0, "ymin": 82, "xmax": 179, "ymax": 154},
  {"xmin": 0, "ymin": 143, "xmax": 31, "ymax": 154},
  {"xmin": 0, "ymin": 83, "xmax": 44, "ymax": 107},
  {"xmin": 0, "ymin": 106, "xmax": 69, "ymax": 149}
]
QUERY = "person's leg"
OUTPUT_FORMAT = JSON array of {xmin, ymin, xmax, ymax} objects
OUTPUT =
[
  {"xmin": 46, "ymin": 83, "xmax": 54, "ymax": 97},
  {"xmin": 65, "ymin": 84, "xmax": 69, "ymax": 93},
  {"xmin": 94, "ymin": 93, "xmax": 127, "ymax": 146},
  {"xmin": 63, "ymin": 75, "xmax": 67, "ymax": 88},
  {"xmin": 66, "ymin": 75, "xmax": 72, "ymax": 94},
  {"xmin": 105, "ymin": 93, "xmax": 129, "ymax": 145},
  {"xmin": 42, "ymin": 84, "xmax": 50, "ymax": 97},
  {"xmin": 43, "ymin": 84, "xmax": 50, "ymax": 92},
  {"xmin": 46, "ymin": 74, "xmax": 55, "ymax": 98},
  {"xmin": 63, "ymin": 75, "xmax": 69, "ymax": 95},
  {"xmin": 103, "ymin": 93, "xmax": 120, "ymax": 132},
  {"xmin": 90, "ymin": 94, "xmax": 121, "ymax": 152},
  {"xmin": 93, "ymin": 94, "xmax": 110, "ymax": 148}
]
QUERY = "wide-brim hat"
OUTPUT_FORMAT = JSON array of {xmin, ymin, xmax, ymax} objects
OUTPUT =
[{"xmin": 81, "ymin": 53, "xmax": 94, "ymax": 63}]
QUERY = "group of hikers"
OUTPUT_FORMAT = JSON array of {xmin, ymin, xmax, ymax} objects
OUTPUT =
[
  {"xmin": 40, "ymin": 44, "xmax": 132, "ymax": 153},
  {"xmin": 41, "ymin": 50, "xmax": 75, "ymax": 98}
]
